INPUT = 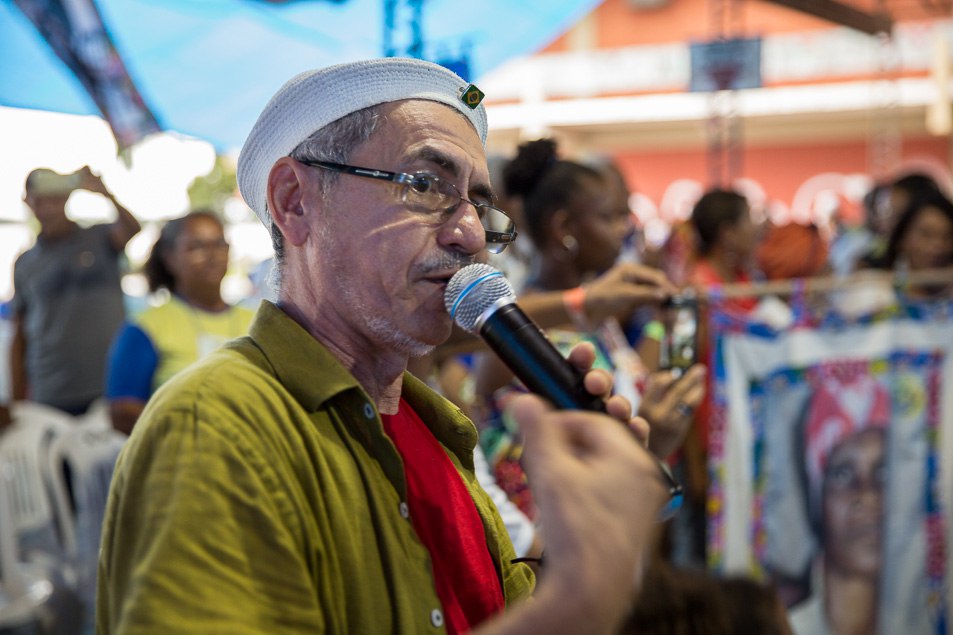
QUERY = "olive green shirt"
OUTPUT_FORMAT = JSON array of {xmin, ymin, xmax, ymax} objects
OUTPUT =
[{"xmin": 97, "ymin": 301, "xmax": 534, "ymax": 634}]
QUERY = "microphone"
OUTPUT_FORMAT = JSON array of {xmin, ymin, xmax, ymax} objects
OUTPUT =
[
  {"xmin": 447, "ymin": 264, "xmax": 686, "ymax": 522},
  {"xmin": 445, "ymin": 263, "xmax": 605, "ymax": 412}
]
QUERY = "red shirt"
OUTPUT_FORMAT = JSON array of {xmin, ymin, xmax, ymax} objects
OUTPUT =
[
  {"xmin": 689, "ymin": 259, "xmax": 757, "ymax": 453},
  {"xmin": 689, "ymin": 258, "xmax": 758, "ymax": 314},
  {"xmin": 382, "ymin": 399, "xmax": 505, "ymax": 634}
]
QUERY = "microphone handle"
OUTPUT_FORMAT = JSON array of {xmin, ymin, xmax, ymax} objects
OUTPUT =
[{"xmin": 479, "ymin": 303, "xmax": 606, "ymax": 412}]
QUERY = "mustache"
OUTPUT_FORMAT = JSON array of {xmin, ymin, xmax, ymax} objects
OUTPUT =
[{"xmin": 416, "ymin": 252, "xmax": 479, "ymax": 276}]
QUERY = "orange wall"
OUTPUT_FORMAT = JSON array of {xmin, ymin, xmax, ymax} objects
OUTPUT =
[
  {"xmin": 545, "ymin": 0, "xmax": 939, "ymax": 52},
  {"xmin": 614, "ymin": 135, "xmax": 950, "ymax": 217},
  {"xmin": 546, "ymin": 0, "xmax": 838, "ymax": 51},
  {"xmin": 537, "ymin": 0, "xmax": 953, "ymax": 217}
]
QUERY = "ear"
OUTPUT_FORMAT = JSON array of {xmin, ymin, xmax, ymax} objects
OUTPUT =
[
  {"xmin": 550, "ymin": 208, "xmax": 573, "ymax": 245},
  {"xmin": 267, "ymin": 157, "xmax": 314, "ymax": 247}
]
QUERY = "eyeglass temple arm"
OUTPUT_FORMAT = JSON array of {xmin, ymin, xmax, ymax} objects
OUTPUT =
[{"xmin": 308, "ymin": 160, "xmax": 400, "ymax": 184}]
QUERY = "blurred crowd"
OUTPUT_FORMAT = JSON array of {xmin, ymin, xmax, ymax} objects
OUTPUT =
[{"xmin": 1, "ymin": 140, "xmax": 951, "ymax": 634}]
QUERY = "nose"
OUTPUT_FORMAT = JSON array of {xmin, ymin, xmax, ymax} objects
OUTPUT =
[
  {"xmin": 438, "ymin": 200, "xmax": 487, "ymax": 255},
  {"xmin": 848, "ymin": 477, "xmax": 883, "ymax": 512}
]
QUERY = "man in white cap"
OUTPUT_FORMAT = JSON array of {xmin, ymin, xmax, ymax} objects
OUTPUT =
[
  {"xmin": 97, "ymin": 58, "xmax": 668, "ymax": 634},
  {"xmin": 11, "ymin": 165, "xmax": 140, "ymax": 415}
]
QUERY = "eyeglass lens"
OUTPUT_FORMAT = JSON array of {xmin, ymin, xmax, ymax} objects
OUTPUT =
[{"xmin": 400, "ymin": 175, "xmax": 514, "ymax": 250}]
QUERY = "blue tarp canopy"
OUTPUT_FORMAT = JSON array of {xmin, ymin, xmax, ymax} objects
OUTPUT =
[{"xmin": 1, "ymin": 0, "xmax": 600, "ymax": 152}]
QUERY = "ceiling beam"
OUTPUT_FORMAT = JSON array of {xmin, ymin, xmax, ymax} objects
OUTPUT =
[{"xmin": 760, "ymin": 0, "xmax": 893, "ymax": 35}]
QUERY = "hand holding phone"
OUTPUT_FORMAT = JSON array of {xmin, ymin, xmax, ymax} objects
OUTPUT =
[{"xmin": 659, "ymin": 292, "xmax": 698, "ymax": 378}]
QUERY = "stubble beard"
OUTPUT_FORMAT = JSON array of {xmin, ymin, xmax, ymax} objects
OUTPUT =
[{"xmin": 319, "ymin": 218, "xmax": 435, "ymax": 359}]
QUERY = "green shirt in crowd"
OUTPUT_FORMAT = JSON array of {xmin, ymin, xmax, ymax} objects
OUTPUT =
[{"xmin": 97, "ymin": 301, "xmax": 534, "ymax": 634}]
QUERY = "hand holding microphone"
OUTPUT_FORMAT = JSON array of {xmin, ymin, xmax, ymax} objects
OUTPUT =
[
  {"xmin": 445, "ymin": 263, "xmax": 612, "ymax": 413},
  {"xmin": 447, "ymin": 265, "xmax": 681, "ymax": 631},
  {"xmin": 445, "ymin": 263, "xmax": 682, "ymax": 519}
]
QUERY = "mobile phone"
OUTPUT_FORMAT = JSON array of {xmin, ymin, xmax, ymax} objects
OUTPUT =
[
  {"xmin": 660, "ymin": 292, "xmax": 698, "ymax": 378},
  {"xmin": 30, "ymin": 170, "xmax": 82, "ymax": 196}
]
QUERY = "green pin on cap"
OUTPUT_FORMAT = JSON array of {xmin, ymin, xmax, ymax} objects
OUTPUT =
[{"xmin": 460, "ymin": 83, "xmax": 485, "ymax": 110}]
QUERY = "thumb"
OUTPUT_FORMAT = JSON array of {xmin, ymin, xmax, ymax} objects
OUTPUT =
[
  {"xmin": 508, "ymin": 393, "xmax": 551, "ymax": 434},
  {"xmin": 507, "ymin": 393, "xmax": 556, "ymax": 458}
]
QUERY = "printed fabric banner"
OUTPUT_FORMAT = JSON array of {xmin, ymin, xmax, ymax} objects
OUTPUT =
[
  {"xmin": 707, "ymin": 296, "xmax": 953, "ymax": 635},
  {"xmin": 14, "ymin": 0, "xmax": 161, "ymax": 151}
]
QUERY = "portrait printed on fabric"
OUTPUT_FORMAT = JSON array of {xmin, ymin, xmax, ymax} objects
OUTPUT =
[{"xmin": 750, "ymin": 355, "xmax": 946, "ymax": 635}]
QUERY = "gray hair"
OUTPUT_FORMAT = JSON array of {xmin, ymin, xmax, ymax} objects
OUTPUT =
[{"xmin": 268, "ymin": 105, "xmax": 384, "ymax": 293}]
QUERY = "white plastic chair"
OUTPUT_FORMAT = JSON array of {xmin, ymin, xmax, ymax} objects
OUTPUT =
[
  {"xmin": 41, "ymin": 397, "xmax": 111, "ymax": 559},
  {"xmin": 46, "ymin": 417, "xmax": 126, "ymax": 631},
  {"xmin": 75, "ymin": 398, "xmax": 110, "ymax": 431},
  {"xmin": 0, "ymin": 458, "xmax": 53, "ymax": 631},
  {"xmin": 1, "ymin": 456, "xmax": 86, "ymax": 634},
  {"xmin": 0, "ymin": 402, "xmax": 74, "ymax": 556},
  {"xmin": 47, "ymin": 420, "xmax": 125, "ymax": 560}
]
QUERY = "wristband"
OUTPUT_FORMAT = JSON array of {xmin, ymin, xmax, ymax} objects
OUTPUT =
[
  {"xmin": 643, "ymin": 320, "xmax": 665, "ymax": 342},
  {"xmin": 563, "ymin": 286, "xmax": 589, "ymax": 330}
]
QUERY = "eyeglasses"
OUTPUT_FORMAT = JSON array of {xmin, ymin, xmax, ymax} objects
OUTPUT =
[
  {"xmin": 299, "ymin": 159, "xmax": 518, "ymax": 254},
  {"xmin": 180, "ymin": 238, "xmax": 229, "ymax": 255}
]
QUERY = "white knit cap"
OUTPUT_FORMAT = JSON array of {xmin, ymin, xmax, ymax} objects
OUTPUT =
[{"xmin": 237, "ymin": 57, "xmax": 488, "ymax": 227}]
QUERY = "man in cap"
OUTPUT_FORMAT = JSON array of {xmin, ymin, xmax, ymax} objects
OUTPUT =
[
  {"xmin": 11, "ymin": 166, "xmax": 140, "ymax": 415},
  {"xmin": 97, "ymin": 58, "xmax": 670, "ymax": 634}
]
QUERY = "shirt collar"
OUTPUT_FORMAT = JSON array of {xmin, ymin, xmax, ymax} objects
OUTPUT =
[
  {"xmin": 248, "ymin": 301, "xmax": 478, "ymax": 464},
  {"xmin": 248, "ymin": 301, "xmax": 361, "ymax": 411}
]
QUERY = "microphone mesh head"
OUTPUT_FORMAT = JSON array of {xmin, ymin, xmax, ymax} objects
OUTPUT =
[{"xmin": 444, "ymin": 263, "xmax": 515, "ymax": 333}]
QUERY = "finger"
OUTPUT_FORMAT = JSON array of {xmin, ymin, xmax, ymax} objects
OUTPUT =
[
  {"xmin": 628, "ymin": 416, "xmax": 651, "ymax": 446},
  {"xmin": 619, "ymin": 263, "xmax": 679, "ymax": 296},
  {"xmin": 642, "ymin": 370, "xmax": 676, "ymax": 403},
  {"xmin": 682, "ymin": 363, "xmax": 707, "ymax": 383},
  {"xmin": 669, "ymin": 365, "xmax": 707, "ymax": 407},
  {"xmin": 583, "ymin": 368, "xmax": 614, "ymax": 400},
  {"xmin": 559, "ymin": 408, "xmax": 644, "ymax": 455},
  {"xmin": 622, "ymin": 287, "xmax": 672, "ymax": 305},
  {"xmin": 604, "ymin": 393, "xmax": 633, "ymax": 425},
  {"xmin": 513, "ymin": 394, "xmax": 622, "ymax": 460},
  {"xmin": 566, "ymin": 341, "xmax": 597, "ymax": 372},
  {"xmin": 659, "ymin": 366, "xmax": 705, "ymax": 423},
  {"xmin": 508, "ymin": 394, "xmax": 556, "ymax": 454},
  {"xmin": 512, "ymin": 393, "xmax": 620, "ymax": 449},
  {"xmin": 680, "ymin": 377, "xmax": 707, "ymax": 411}
]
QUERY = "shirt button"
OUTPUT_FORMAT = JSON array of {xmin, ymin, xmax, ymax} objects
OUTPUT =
[
  {"xmin": 430, "ymin": 608, "xmax": 444, "ymax": 628},
  {"xmin": 399, "ymin": 501, "xmax": 410, "ymax": 519},
  {"xmin": 363, "ymin": 403, "xmax": 374, "ymax": 419}
]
